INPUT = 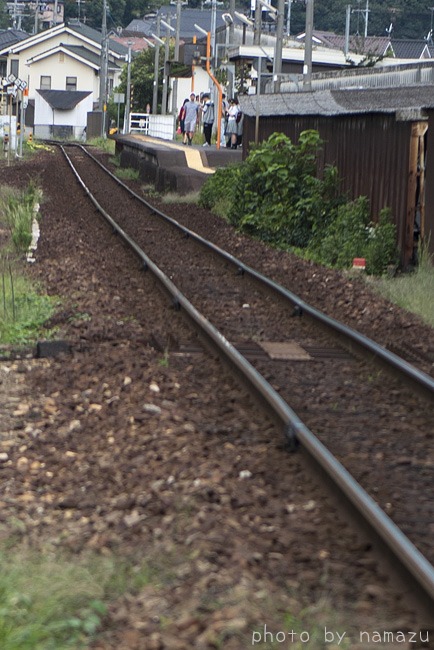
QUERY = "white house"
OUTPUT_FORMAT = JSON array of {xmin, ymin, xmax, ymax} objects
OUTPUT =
[
  {"xmin": 34, "ymin": 88, "xmax": 92, "ymax": 139},
  {"xmin": 0, "ymin": 20, "xmax": 128, "ymax": 138},
  {"xmin": 1, "ymin": 21, "xmax": 127, "ymax": 102}
]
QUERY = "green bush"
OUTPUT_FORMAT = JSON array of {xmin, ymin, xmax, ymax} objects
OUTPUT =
[
  {"xmin": 3, "ymin": 182, "xmax": 41, "ymax": 255},
  {"xmin": 200, "ymin": 130, "xmax": 345, "ymax": 249},
  {"xmin": 228, "ymin": 131, "xmax": 344, "ymax": 248},
  {"xmin": 199, "ymin": 130, "xmax": 398, "ymax": 275},
  {"xmin": 307, "ymin": 196, "xmax": 371, "ymax": 268},
  {"xmin": 364, "ymin": 208, "xmax": 399, "ymax": 275},
  {"xmin": 199, "ymin": 164, "xmax": 241, "ymax": 218},
  {"xmin": 306, "ymin": 200, "xmax": 398, "ymax": 275}
]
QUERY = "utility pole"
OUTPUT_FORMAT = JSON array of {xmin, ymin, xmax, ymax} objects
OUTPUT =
[
  {"xmin": 254, "ymin": 0, "xmax": 261, "ymax": 45},
  {"xmin": 364, "ymin": 0, "xmax": 369, "ymax": 37},
  {"xmin": 52, "ymin": 0, "xmax": 59, "ymax": 27},
  {"xmin": 123, "ymin": 42, "xmax": 132, "ymax": 133},
  {"xmin": 344, "ymin": 4, "xmax": 351, "ymax": 56},
  {"xmin": 152, "ymin": 16, "xmax": 161, "ymax": 114},
  {"xmin": 286, "ymin": 0, "xmax": 292, "ymax": 36},
  {"xmin": 353, "ymin": 0, "xmax": 369, "ymax": 37},
  {"xmin": 429, "ymin": 8, "xmax": 434, "ymax": 44},
  {"xmin": 211, "ymin": 0, "xmax": 217, "ymax": 69},
  {"xmin": 34, "ymin": 1, "xmax": 39, "ymax": 34},
  {"xmin": 229, "ymin": 0, "xmax": 235, "ymax": 40},
  {"xmin": 161, "ymin": 16, "xmax": 171, "ymax": 115},
  {"xmin": 273, "ymin": 0, "xmax": 285, "ymax": 92},
  {"xmin": 99, "ymin": 0, "xmax": 108, "ymax": 135},
  {"xmin": 228, "ymin": 0, "xmax": 235, "ymax": 98},
  {"xmin": 303, "ymin": 0, "xmax": 313, "ymax": 91},
  {"xmin": 13, "ymin": 0, "xmax": 18, "ymax": 28},
  {"xmin": 171, "ymin": 0, "xmax": 182, "ymax": 118}
]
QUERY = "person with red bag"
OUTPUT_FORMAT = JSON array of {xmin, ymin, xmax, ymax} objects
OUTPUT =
[{"xmin": 178, "ymin": 98, "xmax": 189, "ymax": 144}]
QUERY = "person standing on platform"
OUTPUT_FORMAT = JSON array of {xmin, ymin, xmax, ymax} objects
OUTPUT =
[
  {"xmin": 184, "ymin": 92, "xmax": 199, "ymax": 145},
  {"xmin": 220, "ymin": 93, "xmax": 229, "ymax": 146},
  {"xmin": 178, "ymin": 98, "xmax": 188, "ymax": 144},
  {"xmin": 201, "ymin": 93, "xmax": 215, "ymax": 147},
  {"xmin": 225, "ymin": 98, "xmax": 240, "ymax": 149}
]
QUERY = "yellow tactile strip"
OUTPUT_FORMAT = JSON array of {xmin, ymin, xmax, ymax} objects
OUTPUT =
[{"xmin": 132, "ymin": 134, "xmax": 215, "ymax": 174}]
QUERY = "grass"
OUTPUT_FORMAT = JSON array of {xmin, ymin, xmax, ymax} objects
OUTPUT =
[
  {"xmin": 114, "ymin": 166, "xmax": 140, "ymax": 181},
  {"xmin": 0, "ymin": 271, "xmax": 56, "ymax": 344},
  {"xmin": 86, "ymin": 136, "xmax": 116, "ymax": 155},
  {"xmin": 0, "ymin": 184, "xmax": 55, "ymax": 345},
  {"xmin": 367, "ymin": 242, "xmax": 434, "ymax": 328},
  {"xmin": 161, "ymin": 190, "xmax": 200, "ymax": 204},
  {"xmin": 0, "ymin": 545, "xmax": 151, "ymax": 650}
]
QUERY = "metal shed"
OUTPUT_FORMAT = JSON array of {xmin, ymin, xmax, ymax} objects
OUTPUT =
[{"xmin": 239, "ymin": 85, "xmax": 434, "ymax": 268}]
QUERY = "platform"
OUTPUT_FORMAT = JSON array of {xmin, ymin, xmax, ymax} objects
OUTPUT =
[{"xmin": 113, "ymin": 133, "xmax": 242, "ymax": 195}]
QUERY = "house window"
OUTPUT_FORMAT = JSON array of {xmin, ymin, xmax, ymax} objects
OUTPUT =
[
  {"xmin": 66, "ymin": 76, "xmax": 77, "ymax": 91},
  {"xmin": 40, "ymin": 75, "xmax": 51, "ymax": 90},
  {"xmin": 10, "ymin": 59, "xmax": 19, "ymax": 78}
]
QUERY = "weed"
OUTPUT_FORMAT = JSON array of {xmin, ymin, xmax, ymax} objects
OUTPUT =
[
  {"xmin": 0, "ymin": 183, "xmax": 55, "ymax": 344},
  {"xmin": 0, "ymin": 545, "xmax": 152, "ymax": 650},
  {"xmin": 158, "ymin": 348, "xmax": 170, "ymax": 367},
  {"xmin": 162, "ymin": 191, "xmax": 200, "ymax": 204},
  {"xmin": 68, "ymin": 311, "xmax": 92, "ymax": 323},
  {"xmin": 86, "ymin": 137, "xmax": 115, "ymax": 155},
  {"xmin": 115, "ymin": 167, "xmax": 139, "ymax": 181},
  {"xmin": 109, "ymin": 154, "xmax": 121, "ymax": 167}
]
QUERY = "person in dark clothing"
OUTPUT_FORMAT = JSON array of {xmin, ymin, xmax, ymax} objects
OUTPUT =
[
  {"xmin": 201, "ymin": 93, "xmax": 215, "ymax": 146},
  {"xmin": 178, "ymin": 98, "xmax": 189, "ymax": 144}
]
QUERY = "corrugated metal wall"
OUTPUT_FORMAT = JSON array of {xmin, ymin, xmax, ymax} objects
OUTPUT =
[
  {"xmin": 242, "ymin": 113, "xmax": 415, "ymax": 265},
  {"xmin": 424, "ymin": 109, "xmax": 434, "ymax": 259},
  {"xmin": 280, "ymin": 65, "xmax": 434, "ymax": 93}
]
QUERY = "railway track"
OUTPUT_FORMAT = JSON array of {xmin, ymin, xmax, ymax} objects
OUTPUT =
[{"xmin": 60, "ymin": 143, "xmax": 434, "ymax": 623}]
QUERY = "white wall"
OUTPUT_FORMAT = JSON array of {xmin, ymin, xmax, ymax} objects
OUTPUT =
[
  {"xmin": 28, "ymin": 54, "xmax": 97, "ymax": 97},
  {"xmin": 0, "ymin": 114, "xmax": 17, "ymax": 149},
  {"xmin": 8, "ymin": 29, "xmax": 123, "ymax": 104},
  {"xmin": 34, "ymin": 91, "xmax": 93, "ymax": 139},
  {"xmin": 8, "ymin": 31, "xmax": 94, "ymax": 87},
  {"xmin": 171, "ymin": 68, "xmax": 217, "ymax": 115}
]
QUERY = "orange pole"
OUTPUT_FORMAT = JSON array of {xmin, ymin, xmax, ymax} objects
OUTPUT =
[
  {"xmin": 205, "ymin": 31, "xmax": 222, "ymax": 150},
  {"xmin": 191, "ymin": 35, "xmax": 196, "ymax": 93}
]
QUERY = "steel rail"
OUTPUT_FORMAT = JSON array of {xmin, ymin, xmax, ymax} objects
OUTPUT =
[
  {"xmin": 77, "ymin": 144, "xmax": 434, "ymax": 402},
  {"xmin": 60, "ymin": 143, "xmax": 434, "ymax": 610}
]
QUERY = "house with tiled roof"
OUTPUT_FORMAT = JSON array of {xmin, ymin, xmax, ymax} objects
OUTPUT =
[
  {"xmin": 0, "ymin": 20, "xmax": 127, "ymax": 100},
  {"xmin": 0, "ymin": 28, "xmax": 28, "ymax": 77},
  {"xmin": 390, "ymin": 39, "xmax": 432, "ymax": 60},
  {"xmin": 35, "ymin": 88, "xmax": 93, "ymax": 138},
  {"xmin": 296, "ymin": 30, "xmax": 392, "ymax": 57},
  {"xmin": 0, "ymin": 20, "xmax": 128, "ymax": 136},
  {"xmin": 126, "ymin": 7, "xmax": 227, "ymax": 41}
]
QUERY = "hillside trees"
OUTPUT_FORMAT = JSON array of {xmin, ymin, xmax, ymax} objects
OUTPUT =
[
  {"xmin": 290, "ymin": 0, "xmax": 433, "ymax": 40},
  {"xmin": 57, "ymin": 0, "xmax": 434, "ymax": 37},
  {"xmin": 0, "ymin": 0, "xmax": 9, "ymax": 29},
  {"xmin": 111, "ymin": 43, "xmax": 172, "ymax": 120},
  {"xmin": 64, "ymin": 0, "xmax": 146, "ymax": 30}
]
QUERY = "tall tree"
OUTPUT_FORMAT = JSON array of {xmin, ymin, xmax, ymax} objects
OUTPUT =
[
  {"xmin": 110, "ymin": 43, "xmax": 173, "ymax": 120},
  {"xmin": 0, "ymin": 0, "xmax": 10, "ymax": 29},
  {"xmin": 63, "ymin": 0, "xmax": 126, "ymax": 30},
  {"xmin": 123, "ymin": 0, "xmax": 149, "ymax": 26},
  {"xmin": 289, "ymin": 0, "xmax": 432, "ymax": 39}
]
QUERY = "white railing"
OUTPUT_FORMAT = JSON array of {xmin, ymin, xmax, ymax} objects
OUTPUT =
[{"xmin": 129, "ymin": 113, "xmax": 176, "ymax": 140}]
